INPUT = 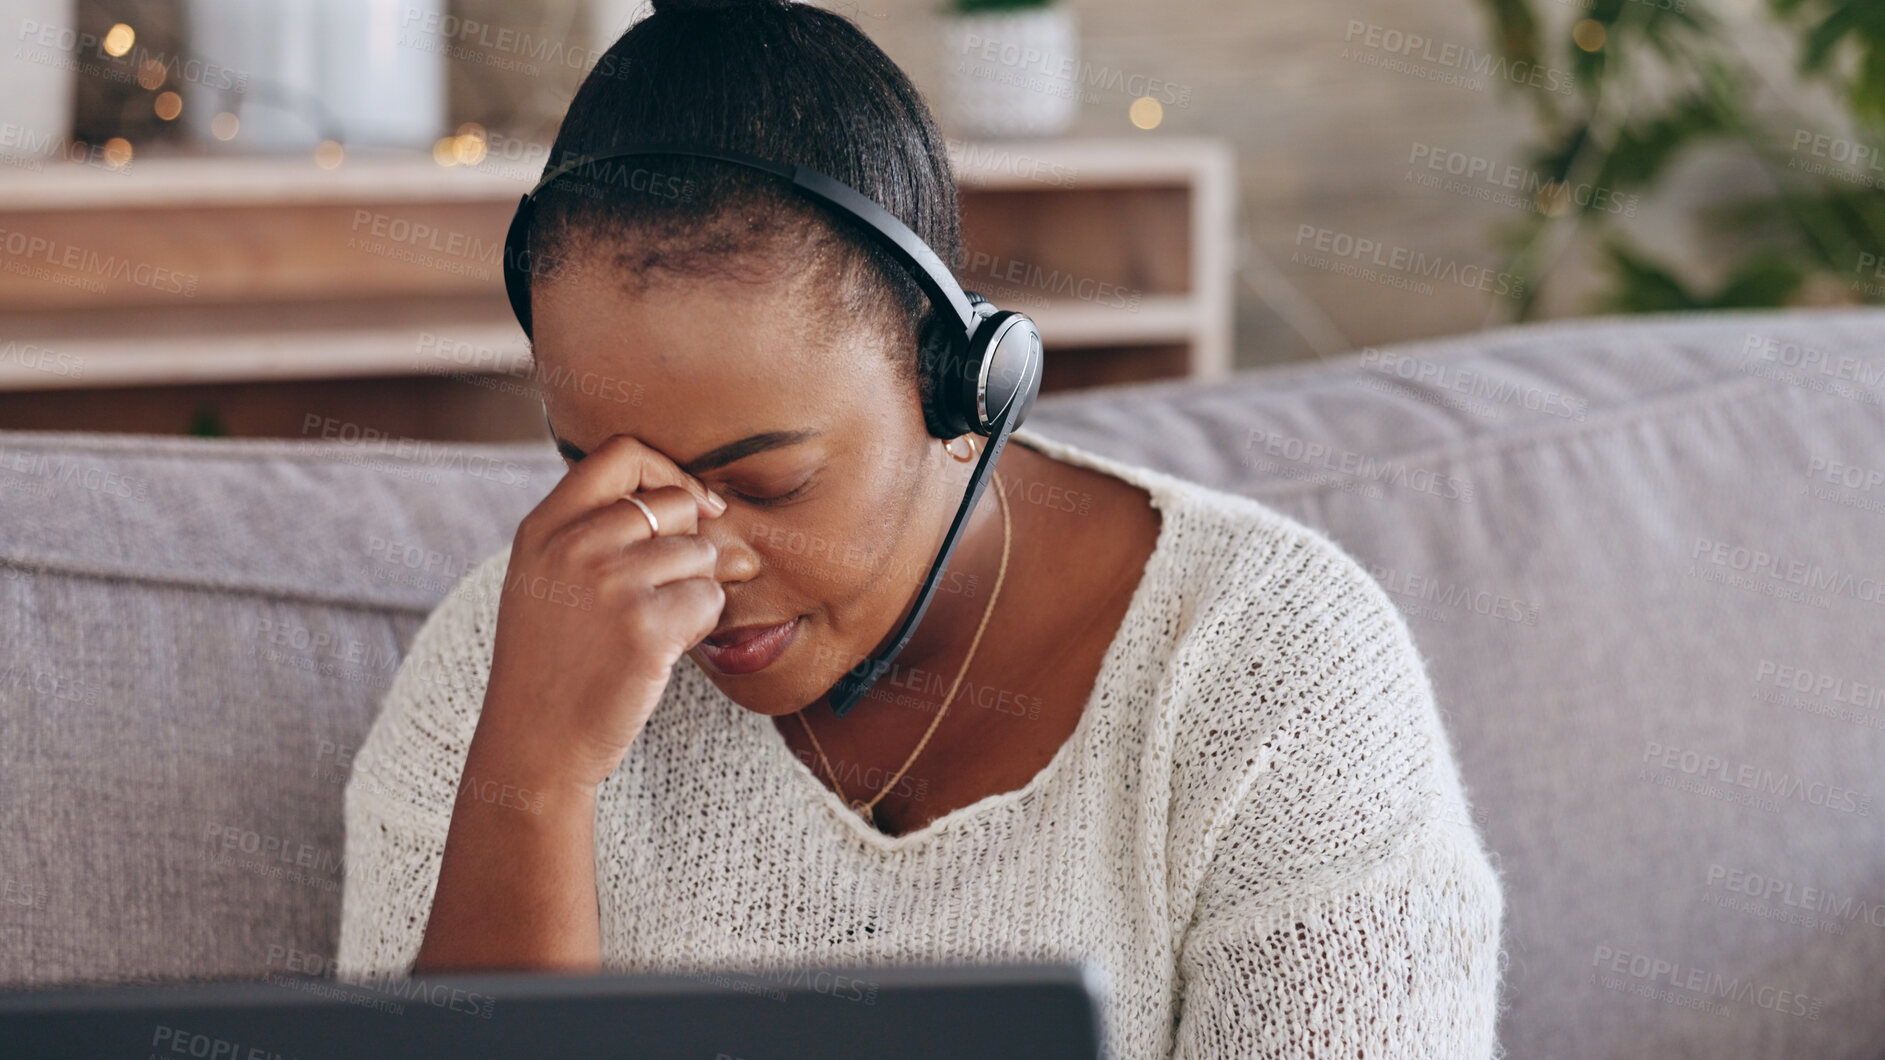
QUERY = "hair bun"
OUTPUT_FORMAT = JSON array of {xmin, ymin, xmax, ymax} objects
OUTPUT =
[{"xmin": 652, "ymin": 0, "xmax": 789, "ymax": 13}]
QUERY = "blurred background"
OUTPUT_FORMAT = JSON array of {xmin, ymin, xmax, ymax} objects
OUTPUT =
[{"xmin": 1, "ymin": 0, "xmax": 1881, "ymax": 440}]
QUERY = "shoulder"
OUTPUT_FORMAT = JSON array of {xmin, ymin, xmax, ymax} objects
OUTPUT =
[
  {"xmin": 344, "ymin": 543, "xmax": 514, "ymax": 822},
  {"xmin": 1152, "ymin": 484, "xmax": 1475, "ymax": 896}
]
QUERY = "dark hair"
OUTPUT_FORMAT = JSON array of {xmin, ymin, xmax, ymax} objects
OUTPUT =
[{"xmin": 530, "ymin": 0, "xmax": 963, "ymax": 436}]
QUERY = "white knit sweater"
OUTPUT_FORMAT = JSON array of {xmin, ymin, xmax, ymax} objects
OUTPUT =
[{"xmin": 337, "ymin": 427, "xmax": 1507, "ymax": 1059}]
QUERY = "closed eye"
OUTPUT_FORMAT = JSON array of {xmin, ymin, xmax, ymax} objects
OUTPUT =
[{"xmin": 729, "ymin": 479, "xmax": 813, "ymax": 508}]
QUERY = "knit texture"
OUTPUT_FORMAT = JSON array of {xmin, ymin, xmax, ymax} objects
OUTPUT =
[{"xmin": 337, "ymin": 426, "xmax": 1508, "ymax": 1059}]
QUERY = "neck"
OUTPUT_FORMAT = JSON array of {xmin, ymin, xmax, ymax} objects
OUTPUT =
[{"xmin": 821, "ymin": 443, "xmax": 1023, "ymax": 725}]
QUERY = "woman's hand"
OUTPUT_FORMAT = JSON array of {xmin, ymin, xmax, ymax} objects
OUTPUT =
[{"xmin": 477, "ymin": 433, "xmax": 729, "ymax": 800}]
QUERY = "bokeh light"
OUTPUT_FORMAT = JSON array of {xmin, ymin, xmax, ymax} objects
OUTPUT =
[
  {"xmin": 1130, "ymin": 97, "xmax": 1163, "ymax": 130},
  {"xmin": 102, "ymin": 23, "xmax": 134, "ymax": 58}
]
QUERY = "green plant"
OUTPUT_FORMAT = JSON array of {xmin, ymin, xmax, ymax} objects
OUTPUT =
[
  {"xmin": 947, "ymin": 0, "xmax": 1058, "ymax": 14},
  {"xmin": 187, "ymin": 407, "xmax": 227, "ymax": 437},
  {"xmin": 1471, "ymin": 0, "xmax": 1885, "ymax": 317}
]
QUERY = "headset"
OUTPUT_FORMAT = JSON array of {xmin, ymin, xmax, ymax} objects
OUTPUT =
[{"xmin": 502, "ymin": 143, "xmax": 1043, "ymax": 719}]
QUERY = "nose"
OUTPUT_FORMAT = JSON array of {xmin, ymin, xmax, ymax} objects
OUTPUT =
[{"xmin": 696, "ymin": 511, "xmax": 760, "ymax": 585}]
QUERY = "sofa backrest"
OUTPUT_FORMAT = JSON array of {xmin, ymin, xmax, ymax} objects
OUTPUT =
[
  {"xmin": 0, "ymin": 433, "xmax": 552, "ymax": 987},
  {"xmin": 4, "ymin": 307, "xmax": 1882, "ymax": 1059}
]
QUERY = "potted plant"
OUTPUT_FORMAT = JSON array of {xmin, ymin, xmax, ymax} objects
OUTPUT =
[{"xmin": 940, "ymin": 0, "xmax": 1079, "ymax": 139}]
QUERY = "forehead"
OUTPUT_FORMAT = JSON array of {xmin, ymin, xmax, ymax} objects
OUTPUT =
[{"xmin": 528, "ymin": 251, "xmax": 893, "ymax": 458}]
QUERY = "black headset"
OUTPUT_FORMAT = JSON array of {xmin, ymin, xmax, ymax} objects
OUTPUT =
[{"xmin": 501, "ymin": 143, "xmax": 1044, "ymax": 719}]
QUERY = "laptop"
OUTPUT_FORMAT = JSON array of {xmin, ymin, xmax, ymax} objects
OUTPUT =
[{"xmin": 0, "ymin": 960, "xmax": 1107, "ymax": 1059}]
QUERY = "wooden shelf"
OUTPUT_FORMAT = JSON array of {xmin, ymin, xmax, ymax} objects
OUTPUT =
[
  {"xmin": 0, "ymin": 151, "xmax": 531, "ymax": 210},
  {"xmin": 0, "ymin": 139, "xmax": 1234, "ymax": 435}
]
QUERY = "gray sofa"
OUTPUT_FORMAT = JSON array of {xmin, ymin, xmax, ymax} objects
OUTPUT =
[{"xmin": 4, "ymin": 308, "xmax": 1883, "ymax": 1058}]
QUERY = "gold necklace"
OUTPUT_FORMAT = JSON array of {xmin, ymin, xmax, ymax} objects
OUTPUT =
[{"xmin": 797, "ymin": 468, "xmax": 1012, "ymax": 831}]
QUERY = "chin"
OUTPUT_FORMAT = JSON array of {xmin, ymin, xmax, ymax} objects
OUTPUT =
[{"xmin": 688, "ymin": 652, "xmax": 827, "ymax": 717}]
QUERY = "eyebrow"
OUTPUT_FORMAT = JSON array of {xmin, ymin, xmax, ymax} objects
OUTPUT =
[{"xmin": 552, "ymin": 427, "xmax": 824, "ymax": 476}]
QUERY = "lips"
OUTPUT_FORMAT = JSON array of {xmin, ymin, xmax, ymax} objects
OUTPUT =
[
  {"xmin": 705, "ymin": 620, "xmax": 794, "ymax": 648},
  {"xmin": 697, "ymin": 616, "xmax": 803, "ymax": 676}
]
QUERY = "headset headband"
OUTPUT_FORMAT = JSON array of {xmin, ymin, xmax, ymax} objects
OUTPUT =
[{"xmin": 508, "ymin": 143, "xmax": 976, "ymax": 338}]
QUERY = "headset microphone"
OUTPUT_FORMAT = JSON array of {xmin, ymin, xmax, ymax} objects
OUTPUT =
[{"xmin": 501, "ymin": 143, "xmax": 1044, "ymax": 720}]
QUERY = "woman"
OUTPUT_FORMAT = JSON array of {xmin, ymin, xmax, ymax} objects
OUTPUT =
[{"xmin": 337, "ymin": 0, "xmax": 1508, "ymax": 1056}]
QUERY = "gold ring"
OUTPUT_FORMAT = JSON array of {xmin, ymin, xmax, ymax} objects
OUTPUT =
[{"xmin": 943, "ymin": 435, "xmax": 978, "ymax": 462}]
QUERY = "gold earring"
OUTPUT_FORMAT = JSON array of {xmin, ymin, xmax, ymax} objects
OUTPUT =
[{"xmin": 943, "ymin": 435, "xmax": 977, "ymax": 462}]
